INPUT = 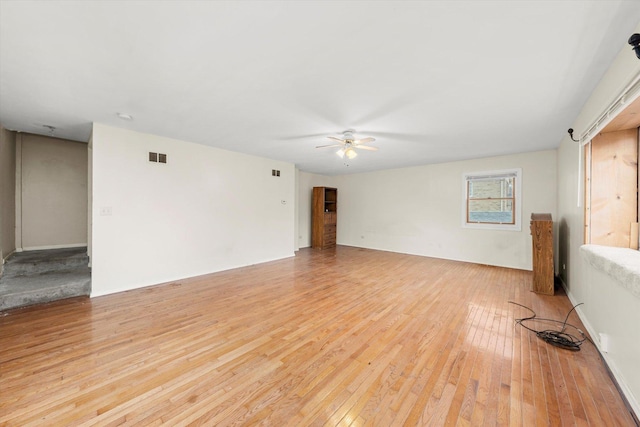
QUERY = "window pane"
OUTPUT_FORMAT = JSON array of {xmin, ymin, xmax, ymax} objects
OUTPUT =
[
  {"xmin": 468, "ymin": 199, "xmax": 514, "ymax": 223},
  {"xmin": 469, "ymin": 177, "xmax": 513, "ymax": 199}
]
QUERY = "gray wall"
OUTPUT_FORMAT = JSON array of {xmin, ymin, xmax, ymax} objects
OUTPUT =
[
  {"xmin": 17, "ymin": 133, "xmax": 88, "ymax": 250},
  {"xmin": 0, "ymin": 126, "xmax": 16, "ymax": 267}
]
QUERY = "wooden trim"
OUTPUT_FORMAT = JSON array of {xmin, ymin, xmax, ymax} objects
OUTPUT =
[
  {"xmin": 14, "ymin": 133, "xmax": 22, "ymax": 251},
  {"xmin": 584, "ymin": 141, "xmax": 591, "ymax": 244},
  {"xmin": 631, "ymin": 223, "xmax": 639, "ymax": 250}
]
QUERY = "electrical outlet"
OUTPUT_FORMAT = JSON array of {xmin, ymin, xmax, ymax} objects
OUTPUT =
[
  {"xmin": 99, "ymin": 206, "xmax": 112, "ymax": 216},
  {"xmin": 599, "ymin": 333, "xmax": 609, "ymax": 352}
]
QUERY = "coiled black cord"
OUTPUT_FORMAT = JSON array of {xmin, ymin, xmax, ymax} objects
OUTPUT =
[{"xmin": 509, "ymin": 301, "xmax": 590, "ymax": 351}]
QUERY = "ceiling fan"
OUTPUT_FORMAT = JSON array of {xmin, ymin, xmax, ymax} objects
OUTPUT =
[{"xmin": 316, "ymin": 129, "xmax": 377, "ymax": 159}]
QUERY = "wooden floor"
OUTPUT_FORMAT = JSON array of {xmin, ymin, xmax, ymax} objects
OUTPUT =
[{"xmin": 0, "ymin": 246, "xmax": 636, "ymax": 426}]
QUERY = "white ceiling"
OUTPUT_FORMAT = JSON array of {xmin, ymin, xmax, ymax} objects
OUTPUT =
[{"xmin": 1, "ymin": 1, "xmax": 639, "ymax": 175}]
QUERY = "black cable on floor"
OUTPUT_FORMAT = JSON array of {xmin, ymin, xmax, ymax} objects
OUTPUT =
[{"xmin": 508, "ymin": 301, "xmax": 590, "ymax": 351}]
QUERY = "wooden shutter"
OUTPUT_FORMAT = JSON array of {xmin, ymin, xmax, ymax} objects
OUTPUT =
[{"xmin": 588, "ymin": 128, "xmax": 638, "ymax": 247}]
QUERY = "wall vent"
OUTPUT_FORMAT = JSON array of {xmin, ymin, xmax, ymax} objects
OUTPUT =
[
  {"xmin": 149, "ymin": 152, "xmax": 158, "ymax": 162},
  {"xmin": 158, "ymin": 153, "xmax": 167, "ymax": 164}
]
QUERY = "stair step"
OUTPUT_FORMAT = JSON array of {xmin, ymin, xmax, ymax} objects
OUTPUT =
[
  {"xmin": 0, "ymin": 268, "xmax": 91, "ymax": 311},
  {"xmin": 3, "ymin": 247, "xmax": 89, "ymax": 277}
]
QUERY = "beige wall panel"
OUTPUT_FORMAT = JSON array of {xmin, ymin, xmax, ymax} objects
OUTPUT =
[
  {"xmin": 20, "ymin": 134, "xmax": 88, "ymax": 249},
  {"xmin": 0, "ymin": 127, "xmax": 17, "ymax": 260}
]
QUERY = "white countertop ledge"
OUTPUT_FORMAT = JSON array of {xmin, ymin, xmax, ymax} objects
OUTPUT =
[{"xmin": 580, "ymin": 244, "xmax": 640, "ymax": 299}]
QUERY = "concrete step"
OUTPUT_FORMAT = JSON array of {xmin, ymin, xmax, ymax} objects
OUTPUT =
[
  {"xmin": 3, "ymin": 247, "xmax": 89, "ymax": 277},
  {"xmin": 0, "ymin": 268, "xmax": 91, "ymax": 311}
]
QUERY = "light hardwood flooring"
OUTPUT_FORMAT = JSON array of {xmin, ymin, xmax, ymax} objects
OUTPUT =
[{"xmin": 0, "ymin": 246, "xmax": 636, "ymax": 426}]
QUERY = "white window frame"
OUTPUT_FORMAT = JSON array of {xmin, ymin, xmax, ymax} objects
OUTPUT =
[{"xmin": 462, "ymin": 168, "xmax": 522, "ymax": 231}]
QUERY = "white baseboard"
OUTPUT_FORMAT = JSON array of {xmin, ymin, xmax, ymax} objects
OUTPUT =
[
  {"xmin": 2, "ymin": 249, "xmax": 16, "ymax": 262},
  {"xmin": 559, "ymin": 276, "xmax": 640, "ymax": 421},
  {"xmin": 21, "ymin": 243, "xmax": 88, "ymax": 251}
]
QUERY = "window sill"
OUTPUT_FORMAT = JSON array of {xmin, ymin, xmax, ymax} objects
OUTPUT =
[
  {"xmin": 462, "ymin": 223, "xmax": 521, "ymax": 231},
  {"xmin": 580, "ymin": 244, "xmax": 640, "ymax": 299}
]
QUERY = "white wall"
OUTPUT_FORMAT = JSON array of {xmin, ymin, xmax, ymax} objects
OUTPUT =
[
  {"xmin": 558, "ymin": 22, "xmax": 640, "ymax": 416},
  {"xmin": 296, "ymin": 171, "xmax": 338, "ymax": 248},
  {"xmin": 91, "ymin": 124, "xmax": 295, "ymax": 297},
  {"xmin": 87, "ymin": 132, "xmax": 93, "ymax": 266},
  {"xmin": 579, "ymin": 248, "xmax": 640, "ymax": 415},
  {"xmin": 333, "ymin": 150, "xmax": 557, "ymax": 270},
  {"xmin": 18, "ymin": 133, "xmax": 88, "ymax": 250}
]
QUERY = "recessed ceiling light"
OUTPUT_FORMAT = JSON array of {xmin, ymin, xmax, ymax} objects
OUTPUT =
[{"xmin": 116, "ymin": 112, "xmax": 133, "ymax": 120}]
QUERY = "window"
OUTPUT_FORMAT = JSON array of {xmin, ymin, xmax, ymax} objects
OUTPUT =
[{"xmin": 463, "ymin": 168, "xmax": 522, "ymax": 231}]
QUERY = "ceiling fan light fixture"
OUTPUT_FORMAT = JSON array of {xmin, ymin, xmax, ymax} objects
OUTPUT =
[{"xmin": 321, "ymin": 130, "xmax": 373, "ymax": 160}]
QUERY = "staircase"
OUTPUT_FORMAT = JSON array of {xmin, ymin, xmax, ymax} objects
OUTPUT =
[{"xmin": 0, "ymin": 247, "xmax": 91, "ymax": 312}]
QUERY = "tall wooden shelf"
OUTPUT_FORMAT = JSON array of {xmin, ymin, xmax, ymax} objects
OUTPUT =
[
  {"xmin": 312, "ymin": 187, "xmax": 337, "ymax": 249},
  {"xmin": 530, "ymin": 213, "xmax": 554, "ymax": 295}
]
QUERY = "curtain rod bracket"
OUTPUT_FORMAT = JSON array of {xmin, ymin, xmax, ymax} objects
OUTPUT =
[
  {"xmin": 568, "ymin": 128, "xmax": 579, "ymax": 142},
  {"xmin": 629, "ymin": 33, "xmax": 640, "ymax": 59}
]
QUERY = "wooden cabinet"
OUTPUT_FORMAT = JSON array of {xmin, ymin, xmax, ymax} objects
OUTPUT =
[
  {"xmin": 312, "ymin": 187, "xmax": 337, "ymax": 249},
  {"xmin": 530, "ymin": 213, "xmax": 554, "ymax": 295}
]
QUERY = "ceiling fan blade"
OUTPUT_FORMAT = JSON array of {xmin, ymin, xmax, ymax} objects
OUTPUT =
[
  {"xmin": 316, "ymin": 143, "xmax": 343, "ymax": 149},
  {"xmin": 354, "ymin": 137, "xmax": 375, "ymax": 145},
  {"xmin": 358, "ymin": 130, "xmax": 427, "ymax": 143},
  {"xmin": 356, "ymin": 145, "xmax": 378, "ymax": 151},
  {"xmin": 327, "ymin": 136, "xmax": 345, "ymax": 142},
  {"xmin": 276, "ymin": 132, "xmax": 331, "ymax": 141}
]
